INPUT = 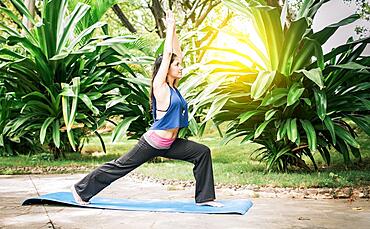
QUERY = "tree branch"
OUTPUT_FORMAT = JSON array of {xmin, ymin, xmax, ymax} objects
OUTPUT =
[
  {"xmin": 112, "ymin": 4, "xmax": 137, "ymax": 33},
  {"xmin": 195, "ymin": 0, "xmax": 221, "ymax": 27},
  {"xmin": 148, "ymin": 0, "xmax": 166, "ymax": 38},
  {"xmin": 136, "ymin": 20, "xmax": 155, "ymax": 33},
  {"xmin": 197, "ymin": 11, "xmax": 233, "ymax": 61},
  {"xmin": 181, "ymin": 0, "xmax": 201, "ymax": 27}
]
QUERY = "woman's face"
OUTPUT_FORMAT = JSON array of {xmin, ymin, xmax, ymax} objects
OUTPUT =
[{"xmin": 167, "ymin": 57, "xmax": 183, "ymax": 79}]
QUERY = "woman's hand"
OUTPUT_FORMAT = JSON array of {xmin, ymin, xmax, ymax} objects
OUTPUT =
[{"xmin": 165, "ymin": 10, "xmax": 175, "ymax": 29}]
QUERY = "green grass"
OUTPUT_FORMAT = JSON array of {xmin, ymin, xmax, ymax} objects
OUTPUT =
[{"xmin": 1, "ymin": 126, "xmax": 369, "ymax": 188}]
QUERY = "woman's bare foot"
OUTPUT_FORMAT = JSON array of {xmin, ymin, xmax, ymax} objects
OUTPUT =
[
  {"xmin": 71, "ymin": 185, "xmax": 89, "ymax": 205},
  {"xmin": 196, "ymin": 200, "xmax": 224, "ymax": 207}
]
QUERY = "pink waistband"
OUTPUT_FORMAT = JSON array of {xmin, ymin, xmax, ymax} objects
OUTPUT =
[{"xmin": 147, "ymin": 131, "xmax": 176, "ymax": 147}]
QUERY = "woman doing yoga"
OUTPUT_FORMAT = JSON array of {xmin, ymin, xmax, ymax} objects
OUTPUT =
[{"xmin": 71, "ymin": 10, "xmax": 223, "ymax": 208}]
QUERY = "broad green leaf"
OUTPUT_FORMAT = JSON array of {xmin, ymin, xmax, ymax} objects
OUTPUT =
[
  {"xmin": 291, "ymin": 38, "xmax": 316, "ymax": 72},
  {"xmin": 68, "ymin": 77, "xmax": 80, "ymax": 129},
  {"xmin": 22, "ymin": 91, "xmax": 49, "ymax": 103},
  {"xmin": 297, "ymin": 68, "xmax": 324, "ymax": 89},
  {"xmin": 261, "ymin": 88, "xmax": 288, "ymax": 106},
  {"xmin": 313, "ymin": 88, "xmax": 327, "ymax": 120},
  {"xmin": 96, "ymin": 36, "xmax": 137, "ymax": 46},
  {"xmin": 296, "ymin": 0, "xmax": 315, "ymax": 19},
  {"xmin": 255, "ymin": 7, "xmax": 283, "ymax": 70},
  {"xmin": 311, "ymin": 14, "xmax": 360, "ymax": 45},
  {"xmin": 56, "ymin": 3, "xmax": 90, "ymax": 54},
  {"xmin": 333, "ymin": 62, "xmax": 369, "ymax": 70},
  {"xmin": 279, "ymin": 18, "xmax": 308, "ymax": 76},
  {"xmin": 295, "ymin": 129, "xmax": 301, "ymax": 145},
  {"xmin": 251, "ymin": 70, "xmax": 276, "ymax": 100},
  {"xmin": 121, "ymin": 76, "xmax": 150, "ymax": 87},
  {"xmin": 79, "ymin": 94, "xmax": 99, "ymax": 115},
  {"xmin": 66, "ymin": 130, "xmax": 76, "ymax": 151},
  {"xmin": 105, "ymin": 95, "xmax": 129, "ymax": 110},
  {"xmin": 0, "ymin": 47, "xmax": 26, "ymax": 59},
  {"xmin": 349, "ymin": 145, "xmax": 361, "ymax": 158},
  {"xmin": 9, "ymin": 0, "xmax": 36, "ymax": 25},
  {"xmin": 287, "ymin": 118, "xmax": 298, "ymax": 143},
  {"xmin": 324, "ymin": 36, "xmax": 370, "ymax": 62},
  {"xmin": 204, "ymin": 95, "xmax": 229, "ymax": 122},
  {"xmin": 67, "ymin": 22, "xmax": 106, "ymax": 50},
  {"xmin": 61, "ymin": 78, "xmax": 80, "ymax": 150},
  {"xmin": 334, "ymin": 125, "xmax": 360, "ymax": 148},
  {"xmin": 320, "ymin": 147, "xmax": 331, "ymax": 165},
  {"xmin": 52, "ymin": 119, "xmax": 60, "ymax": 148},
  {"xmin": 336, "ymin": 139, "xmax": 350, "ymax": 165},
  {"xmin": 0, "ymin": 7, "xmax": 35, "ymax": 42},
  {"xmin": 323, "ymin": 116, "xmax": 336, "ymax": 145},
  {"xmin": 347, "ymin": 115, "xmax": 370, "ymax": 136},
  {"xmin": 287, "ymin": 82, "xmax": 305, "ymax": 106},
  {"xmin": 312, "ymin": 38, "xmax": 325, "ymax": 70},
  {"xmin": 300, "ymin": 119, "xmax": 317, "ymax": 152},
  {"xmin": 22, "ymin": 101, "xmax": 54, "ymax": 114},
  {"xmin": 277, "ymin": 120, "xmax": 287, "ymax": 141},
  {"xmin": 239, "ymin": 110, "xmax": 263, "ymax": 124},
  {"xmin": 285, "ymin": 118, "xmax": 292, "ymax": 140},
  {"xmin": 265, "ymin": 109, "xmax": 277, "ymax": 120},
  {"xmin": 49, "ymin": 51, "xmax": 71, "ymax": 61},
  {"xmin": 112, "ymin": 116, "xmax": 139, "ymax": 143},
  {"xmin": 221, "ymin": 131, "xmax": 248, "ymax": 145},
  {"xmin": 254, "ymin": 119, "xmax": 274, "ymax": 139},
  {"xmin": 0, "ymin": 134, "xmax": 3, "ymax": 147},
  {"xmin": 40, "ymin": 117, "xmax": 55, "ymax": 144},
  {"xmin": 302, "ymin": 98, "xmax": 311, "ymax": 106},
  {"xmin": 240, "ymin": 132, "xmax": 254, "ymax": 144},
  {"xmin": 7, "ymin": 36, "xmax": 51, "ymax": 80}
]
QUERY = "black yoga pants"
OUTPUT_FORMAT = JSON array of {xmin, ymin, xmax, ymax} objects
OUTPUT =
[{"xmin": 74, "ymin": 135, "xmax": 216, "ymax": 203}]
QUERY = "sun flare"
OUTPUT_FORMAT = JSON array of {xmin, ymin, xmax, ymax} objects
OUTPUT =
[{"xmin": 203, "ymin": 16, "xmax": 267, "ymax": 82}]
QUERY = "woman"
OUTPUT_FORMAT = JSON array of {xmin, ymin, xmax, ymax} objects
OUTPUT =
[{"xmin": 71, "ymin": 10, "xmax": 223, "ymax": 207}]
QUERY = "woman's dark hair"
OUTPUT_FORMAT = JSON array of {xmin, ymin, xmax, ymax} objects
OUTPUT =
[{"xmin": 149, "ymin": 53, "xmax": 178, "ymax": 112}]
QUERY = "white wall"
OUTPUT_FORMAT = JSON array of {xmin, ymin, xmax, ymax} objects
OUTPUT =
[{"xmin": 312, "ymin": 0, "xmax": 370, "ymax": 56}]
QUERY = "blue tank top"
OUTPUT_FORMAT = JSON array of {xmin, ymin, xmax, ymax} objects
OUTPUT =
[{"xmin": 150, "ymin": 85, "xmax": 189, "ymax": 130}]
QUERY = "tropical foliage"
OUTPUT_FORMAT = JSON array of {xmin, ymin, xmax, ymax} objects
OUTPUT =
[
  {"xmin": 0, "ymin": 0, "xmax": 368, "ymax": 175},
  {"xmin": 200, "ymin": 0, "xmax": 370, "ymax": 171},
  {"xmin": 0, "ymin": 0, "xmax": 153, "ymax": 157}
]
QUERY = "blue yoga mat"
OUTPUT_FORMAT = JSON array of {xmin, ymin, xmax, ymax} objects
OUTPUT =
[{"xmin": 22, "ymin": 192, "xmax": 253, "ymax": 215}]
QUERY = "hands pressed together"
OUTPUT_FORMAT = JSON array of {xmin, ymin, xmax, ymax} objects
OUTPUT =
[{"xmin": 165, "ymin": 10, "xmax": 176, "ymax": 29}]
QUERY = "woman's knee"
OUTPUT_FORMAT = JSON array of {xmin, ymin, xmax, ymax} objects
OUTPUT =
[{"xmin": 199, "ymin": 144, "xmax": 211, "ymax": 157}]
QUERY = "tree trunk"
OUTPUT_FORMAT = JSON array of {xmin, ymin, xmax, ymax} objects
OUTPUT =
[
  {"xmin": 149, "ymin": 0, "xmax": 166, "ymax": 38},
  {"xmin": 22, "ymin": 0, "xmax": 35, "ymax": 32},
  {"xmin": 112, "ymin": 4, "xmax": 137, "ymax": 33}
]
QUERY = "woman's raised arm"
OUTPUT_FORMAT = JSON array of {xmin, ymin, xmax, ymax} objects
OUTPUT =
[
  {"xmin": 153, "ymin": 11, "xmax": 175, "ymax": 89},
  {"xmin": 172, "ymin": 31, "xmax": 183, "ymax": 63}
]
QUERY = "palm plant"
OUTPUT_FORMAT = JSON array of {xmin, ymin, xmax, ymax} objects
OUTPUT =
[
  {"xmin": 198, "ymin": 0, "xmax": 370, "ymax": 171},
  {"xmin": 0, "ymin": 85, "xmax": 40, "ymax": 156},
  {"xmin": 0, "ymin": 0, "xmax": 152, "ymax": 157}
]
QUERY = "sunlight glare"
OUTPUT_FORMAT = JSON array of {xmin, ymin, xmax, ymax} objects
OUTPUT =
[{"xmin": 203, "ymin": 16, "xmax": 267, "ymax": 83}]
